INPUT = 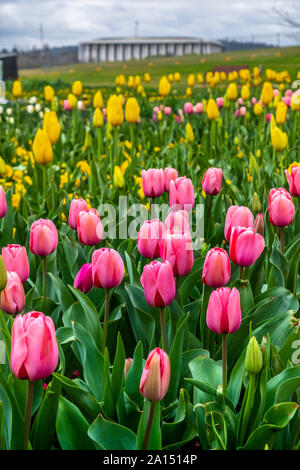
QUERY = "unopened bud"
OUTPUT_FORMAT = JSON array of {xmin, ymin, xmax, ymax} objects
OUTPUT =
[
  {"xmin": 140, "ymin": 347, "xmax": 170, "ymax": 402},
  {"xmin": 0, "ymin": 255, "xmax": 7, "ymax": 291},
  {"xmin": 245, "ymin": 336, "xmax": 263, "ymax": 375},
  {"xmin": 252, "ymin": 192, "xmax": 261, "ymax": 212},
  {"xmin": 254, "ymin": 213, "xmax": 264, "ymax": 236},
  {"xmin": 124, "ymin": 358, "xmax": 133, "ymax": 377}
]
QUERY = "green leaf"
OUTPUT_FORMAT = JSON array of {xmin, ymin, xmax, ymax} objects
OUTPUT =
[
  {"xmin": 111, "ymin": 332, "xmax": 125, "ymax": 401},
  {"xmin": 188, "ymin": 355, "xmax": 222, "ymax": 405},
  {"xmin": 56, "ymin": 396, "xmax": 95, "ymax": 450},
  {"xmin": 88, "ymin": 414, "xmax": 137, "ymax": 450}
]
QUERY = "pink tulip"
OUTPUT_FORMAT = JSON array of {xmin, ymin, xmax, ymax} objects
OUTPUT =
[
  {"xmin": 285, "ymin": 166, "xmax": 300, "ymax": 198},
  {"xmin": 239, "ymin": 106, "xmax": 246, "ymax": 117},
  {"xmin": 74, "ymin": 263, "xmax": 93, "ymax": 293},
  {"xmin": 102, "ymin": 108, "xmax": 107, "ymax": 117},
  {"xmin": 77, "ymin": 208, "xmax": 103, "ymax": 246},
  {"xmin": 30, "ymin": 219, "xmax": 58, "ymax": 256},
  {"xmin": 140, "ymin": 260, "xmax": 175, "ymax": 308},
  {"xmin": 63, "ymin": 99, "xmax": 71, "ymax": 111},
  {"xmin": 69, "ymin": 198, "xmax": 89, "ymax": 230},
  {"xmin": 268, "ymin": 188, "xmax": 295, "ymax": 227},
  {"xmin": 206, "ymin": 287, "xmax": 241, "ymax": 335},
  {"xmin": 184, "ymin": 102, "xmax": 193, "ymax": 114},
  {"xmin": 10, "ymin": 311, "xmax": 59, "ymax": 381},
  {"xmin": 0, "ymin": 186, "xmax": 7, "ymax": 219},
  {"xmin": 224, "ymin": 206, "xmax": 254, "ymax": 242},
  {"xmin": 169, "ymin": 177, "xmax": 195, "ymax": 211},
  {"xmin": 273, "ymin": 89, "xmax": 279, "ymax": 97},
  {"xmin": 142, "ymin": 169, "xmax": 165, "ymax": 198},
  {"xmin": 252, "ymin": 97, "xmax": 257, "ymax": 105},
  {"xmin": 92, "ymin": 248, "xmax": 124, "ymax": 289},
  {"xmin": 153, "ymin": 106, "xmax": 159, "ymax": 114},
  {"xmin": 164, "ymin": 167, "xmax": 178, "ymax": 192},
  {"xmin": 164, "ymin": 106, "xmax": 172, "ymax": 116},
  {"xmin": 202, "ymin": 167, "xmax": 222, "ymax": 195},
  {"xmin": 235, "ymin": 109, "xmax": 240, "ymax": 117},
  {"xmin": 194, "ymin": 102, "xmax": 203, "ymax": 113},
  {"xmin": 254, "ymin": 213, "xmax": 265, "ymax": 236},
  {"xmin": 238, "ymin": 98, "xmax": 244, "ymax": 106},
  {"xmin": 216, "ymin": 97, "xmax": 224, "ymax": 108},
  {"xmin": 282, "ymin": 96, "xmax": 291, "ymax": 107},
  {"xmin": 2, "ymin": 244, "xmax": 29, "ymax": 283},
  {"xmin": 202, "ymin": 248, "xmax": 231, "ymax": 287},
  {"xmin": 152, "ymin": 113, "xmax": 158, "ymax": 122},
  {"xmin": 164, "ymin": 210, "xmax": 190, "ymax": 232},
  {"xmin": 175, "ymin": 115, "xmax": 182, "ymax": 124},
  {"xmin": 229, "ymin": 226, "xmax": 265, "ymax": 267},
  {"xmin": 266, "ymin": 113, "xmax": 272, "ymax": 123},
  {"xmin": 140, "ymin": 347, "xmax": 170, "ymax": 402},
  {"xmin": 285, "ymin": 89, "xmax": 292, "ymax": 97},
  {"xmin": 160, "ymin": 229, "xmax": 194, "ymax": 277},
  {"xmin": 0, "ymin": 272, "xmax": 25, "ymax": 316},
  {"xmin": 137, "ymin": 219, "xmax": 165, "ymax": 259}
]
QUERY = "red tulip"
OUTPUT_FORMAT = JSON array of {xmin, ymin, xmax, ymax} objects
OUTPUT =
[
  {"xmin": 68, "ymin": 198, "xmax": 89, "ymax": 230},
  {"xmin": 229, "ymin": 226, "xmax": 265, "ymax": 267},
  {"xmin": 77, "ymin": 208, "xmax": 103, "ymax": 246},
  {"xmin": 140, "ymin": 347, "xmax": 170, "ymax": 402},
  {"xmin": 2, "ymin": 244, "xmax": 30, "ymax": 283},
  {"xmin": 30, "ymin": 219, "xmax": 58, "ymax": 256},
  {"xmin": 137, "ymin": 219, "xmax": 165, "ymax": 259},
  {"xmin": 141, "ymin": 169, "xmax": 165, "ymax": 198},
  {"xmin": 224, "ymin": 205, "xmax": 254, "ymax": 242},
  {"xmin": 202, "ymin": 247, "xmax": 231, "ymax": 287},
  {"xmin": 92, "ymin": 248, "xmax": 124, "ymax": 289},
  {"xmin": 202, "ymin": 168, "xmax": 222, "ymax": 195},
  {"xmin": 268, "ymin": 188, "xmax": 295, "ymax": 227},
  {"xmin": 160, "ymin": 228, "xmax": 194, "ymax": 277},
  {"xmin": 206, "ymin": 287, "xmax": 241, "ymax": 335},
  {"xmin": 140, "ymin": 260, "xmax": 175, "ymax": 308},
  {"xmin": 10, "ymin": 311, "xmax": 58, "ymax": 381},
  {"xmin": 169, "ymin": 177, "xmax": 195, "ymax": 211}
]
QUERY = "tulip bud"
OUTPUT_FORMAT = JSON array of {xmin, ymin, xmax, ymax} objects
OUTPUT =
[
  {"xmin": 1, "ymin": 272, "xmax": 25, "ymax": 315},
  {"xmin": 113, "ymin": 166, "xmax": 125, "ymax": 188},
  {"xmin": 125, "ymin": 97, "xmax": 140, "ymax": 123},
  {"xmin": 202, "ymin": 247, "xmax": 231, "ymax": 287},
  {"xmin": 202, "ymin": 167, "xmax": 222, "ymax": 195},
  {"xmin": 68, "ymin": 198, "xmax": 89, "ymax": 230},
  {"xmin": 12, "ymin": 80, "xmax": 22, "ymax": 97},
  {"xmin": 169, "ymin": 177, "xmax": 195, "ymax": 211},
  {"xmin": 0, "ymin": 186, "xmax": 7, "ymax": 218},
  {"xmin": 0, "ymin": 255, "xmax": 7, "ymax": 291},
  {"xmin": 32, "ymin": 129, "xmax": 53, "ymax": 165},
  {"xmin": 92, "ymin": 248, "xmax": 124, "ymax": 289},
  {"xmin": 251, "ymin": 192, "xmax": 261, "ymax": 212},
  {"xmin": 285, "ymin": 165, "xmax": 300, "ymax": 198},
  {"xmin": 245, "ymin": 336, "xmax": 263, "ymax": 375},
  {"xmin": 164, "ymin": 167, "xmax": 178, "ymax": 192},
  {"xmin": 93, "ymin": 90, "xmax": 103, "ymax": 109},
  {"xmin": 268, "ymin": 188, "xmax": 295, "ymax": 227},
  {"xmin": 254, "ymin": 213, "xmax": 265, "ymax": 236},
  {"xmin": 77, "ymin": 208, "xmax": 103, "ymax": 246},
  {"xmin": 158, "ymin": 76, "xmax": 171, "ymax": 97},
  {"xmin": 44, "ymin": 85, "xmax": 55, "ymax": 102},
  {"xmin": 140, "ymin": 347, "xmax": 170, "ymax": 402},
  {"xmin": 74, "ymin": 263, "xmax": 93, "ymax": 293},
  {"xmin": 140, "ymin": 260, "xmax": 175, "ymax": 308},
  {"xmin": 93, "ymin": 108, "xmax": 104, "ymax": 127},
  {"xmin": 67, "ymin": 93, "xmax": 77, "ymax": 109},
  {"xmin": 124, "ymin": 358, "xmax": 133, "ymax": 377},
  {"xmin": 43, "ymin": 111, "xmax": 60, "ymax": 145},
  {"xmin": 206, "ymin": 98, "xmax": 219, "ymax": 120},
  {"xmin": 137, "ymin": 219, "xmax": 165, "ymax": 259},
  {"xmin": 160, "ymin": 228, "xmax": 194, "ymax": 277},
  {"xmin": 106, "ymin": 94, "xmax": 124, "ymax": 126},
  {"xmin": 141, "ymin": 169, "xmax": 165, "ymax": 198},
  {"xmin": 11, "ymin": 311, "xmax": 59, "ymax": 381},
  {"xmin": 72, "ymin": 80, "xmax": 82, "ymax": 97}
]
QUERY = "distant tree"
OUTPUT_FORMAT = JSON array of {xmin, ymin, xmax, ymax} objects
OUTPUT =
[{"xmin": 273, "ymin": 0, "xmax": 300, "ymax": 38}]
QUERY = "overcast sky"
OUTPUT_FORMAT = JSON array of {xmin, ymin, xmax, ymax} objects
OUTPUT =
[{"xmin": 0, "ymin": 0, "xmax": 298, "ymax": 50}]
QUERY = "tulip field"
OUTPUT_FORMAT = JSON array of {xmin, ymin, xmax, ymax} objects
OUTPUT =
[{"xmin": 0, "ymin": 58, "xmax": 300, "ymax": 453}]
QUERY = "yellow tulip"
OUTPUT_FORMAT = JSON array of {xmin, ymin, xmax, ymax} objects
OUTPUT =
[
  {"xmin": 241, "ymin": 85, "xmax": 250, "ymax": 101},
  {"xmin": 174, "ymin": 72, "xmax": 181, "ymax": 82},
  {"xmin": 93, "ymin": 108, "xmax": 104, "ymax": 127},
  {"xmin": 260, "ymin": 82, "xmax": 273, "ymax": 105},
  {"xmin": 67, "ymin": 93, "xmax": 77, "ymax": 109},
  {"xmin": 185, "ymin": 123, "xmax": 194, "ymax": 143},
  {"xmin": 128, "ymin": 76, "xmax": 135, "ymax": 88},
  {"xmin": 114, "ymin": 165, "xmax": 125, "ymax": 188},
  {"xmin": 158, "ymin": 76, "xmax": 171, "ymax": 97},
  {"xmin": 186, "ymin": 87, "xmax": 192, "ymax": 96},
  {"xmin": 93, "ymin": 91, "xmax": 103, "ymax": 109},
  {"xmin": 72, "ymin": 80, "xmax": 82, "ymax": 97},
  {"xmin": 226, "ymin": 83, "xmax": 238, "ymax": 101},
  {"xmin": 271, "ymin": 126, "xmax": 288, "ymax": 151},
  {"xmin": 107, "ymin": 94, "xmax": 124, "ymax": 127},
  {"xmin": 125, "ymin": 97, "xmax": 140, "ymax": 123},
  {"xmin": 220, "ymin": 71, "xmax": 227, "ymax": 81},
  {"xmin": 12, "ymin": 80, "xmax": 22, "ymax": 97},
  {"xmin": 144, "ymin": 73, "xmax": 151, "ymax": 83},
  {"xmin": 44, "ymin": 85, "xmax": 55, "ymax": 102},
  {"xmin": 32, "ymin": 129, "xmax": 53, "ymax": 165},
  {"xmin": 253, "ymin": 103, "xmax": 263, "ymax": 115},
  {"xmin": 187, "ymin": 74, "xmax": 195, "ymax": 87},
  {"xmin": 275, "ymin": 101, "xmax": 287, "ymax": 124},
  {"xmin": 206, "ymin": 99, "xmax": 219, "ymax": 120},
  {"xmin": 43, "ymin": 111, "xmax": 60, "ymax": 144},
  {"xmin": 197, "ymin": 73, "xmax": 204, "ymax": 84},
  {"xmin": 168, "ymin": 73, "xmax": 174, "ymax": 83}
]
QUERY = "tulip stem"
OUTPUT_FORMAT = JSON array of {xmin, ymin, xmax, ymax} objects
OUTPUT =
[
  {"xmin": 239, "ymin": 266, "xmax": 244, "ymax": 280},
  {"xmin": 160, "ymin": 307, "xmax": 167, "ymax": 352},
  {"xmin": 280, "ymin": 227, "xmax": 285, "ymax": 254},
  {"xmin": 42, "ymin": 256, "xmax": 47, "ymax": 298},
  {"xmin": 222, "ymin": 334, "xmax": 227, "ymax": 396},
  {"xmin": 206, "ymin": 195, "xmax": 213, "ymax": 240},
  {"xmin": 24, "ymin": 380, "xmax": 34, "ymax": 450},
  {"xmin": 101, "ymin": 288, "xmax": 110, "ymax": 354},
  {"xmin": 142, "ymin": 401, "xmax": 156, "ymax": 450},
  {"xmin": 114, "ymin": 127, "xmax": 119, "ymax": 165},
  {"xmin": 42, "ymin": 165, "xmax": 46, "ymax": 203}
]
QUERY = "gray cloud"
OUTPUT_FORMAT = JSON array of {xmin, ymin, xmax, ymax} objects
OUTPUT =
[{"xmin": 0, "ymin": 0, "xmax": 297, "ymax": 50}]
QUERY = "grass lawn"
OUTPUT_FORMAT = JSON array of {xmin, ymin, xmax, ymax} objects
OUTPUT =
[{"xmin": 19, "ymin": 45, "xmax": 300, "ymax": 87}]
